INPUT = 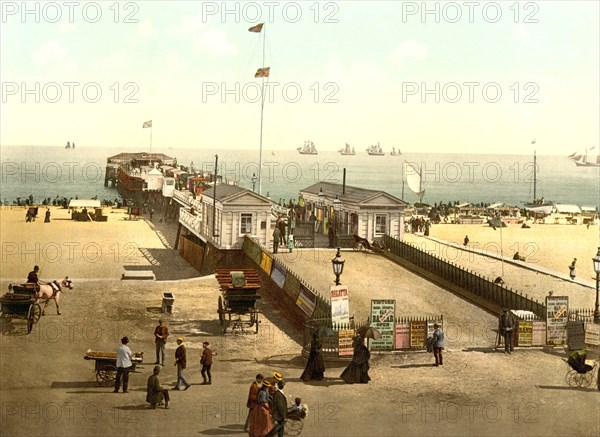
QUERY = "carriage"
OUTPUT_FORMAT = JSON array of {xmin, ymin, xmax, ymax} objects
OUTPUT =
[
  {"xmin": 215, "ymin": 269, "xmax": 261, "ymax": 334},
  {"xmin": 352, "ymin": 234, "xmax": 386, "ymax": 253},
  {"xmin": 84, "ymin": 350, "xmax": 144, "ymax": 386},
  {"xmin": 0, "ymin": 288, "xmax": 42, "ymax": 333}
]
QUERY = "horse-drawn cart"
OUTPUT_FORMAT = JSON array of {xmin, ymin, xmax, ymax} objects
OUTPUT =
[
  {"xmin": 352, "ymin": 234, "xmax": 386, "ymax": 253},
  {"xmin": 0, "ymin": 291, "xmax": 42, "ymax": 333},
  {"xmin": 216, "ymin": 269, "xmax": 261, "ymax": 334},
  {"xmin": 84, "ymin": 350, "xmax": 144, "ymax": 386}
]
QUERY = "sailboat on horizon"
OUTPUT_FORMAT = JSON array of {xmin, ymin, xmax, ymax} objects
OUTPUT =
[
  {"xmin": 404, "ymin": 161, "xmax": 425, "ymax": 204},
  {"xmin": 338, "ymin": 143, "xmax": 356, "ymax": 155},
  {"xmin": 523, "ymin": 146, "xmax": 554, "ymax": 216},
  {"xmin": 568, "ymin": 146, "xmax": 600, "ymax": 167}
]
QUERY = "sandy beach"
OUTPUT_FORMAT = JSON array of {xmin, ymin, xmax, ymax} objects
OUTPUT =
[{"xmin": 1, "ymin": 205, "xmax": 599, "ymax": 437}]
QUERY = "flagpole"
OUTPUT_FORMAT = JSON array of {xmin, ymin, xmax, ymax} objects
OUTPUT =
[
  {"xmin": 258, "ymin": 26, "xmax": 266, "ymax": 195},
  {"xmin": 150, "ymin": 125, "xmax": 153, "ymax": 155}
]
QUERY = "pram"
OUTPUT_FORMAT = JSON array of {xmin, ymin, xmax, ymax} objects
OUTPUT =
[
  {"xmin": 564, "ymin": 357, "xmax": 597, "ymax": 388},
  {"xmin": 284, "ymin": 404, "xmax": 307, "ymax": 436}
]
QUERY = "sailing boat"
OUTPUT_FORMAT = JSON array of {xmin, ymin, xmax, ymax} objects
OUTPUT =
[
  {"xmin": 339, "ymin": 143, "xmax": 355, "ymax": 155},
  {"xmin": 297, "ymin": 140, "xmax": 318, "ymax": 155},
  {"xmin": 405, "ymin": 161, "xmax": 425, "ymax": 203},
  {"xmin": 65, "ymin": 141, "xmax": 71, "ymax": 149},
  {"xmin": 570, "ymin": 146, "xmax": 600, "ymax": 167},
  {"xmin": 523, "ymin": 150, "xmax": 554, "ymax": 215},
  {"xmin": 366, "ymin": 142, "xmax": 385, "ymax": 155},
  {"xmin": 390, "ymin": 147, "xmax": 401, "ymax": 156}
]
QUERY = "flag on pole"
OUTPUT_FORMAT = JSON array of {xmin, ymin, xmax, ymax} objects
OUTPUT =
[
  {"xmin": 531, "ymin": 139, "xmax": 536, "ymax": 144},
  {"xmin": 255, "ymin": 67, "xmax": 270, "ymax": 78},
  {"xmin": 143, "ymin": 120, "xmax": 152, "ymax": 128},
  {"xmin": 248, "ymin": 23, "xmax": 264, "ymax": 33}
]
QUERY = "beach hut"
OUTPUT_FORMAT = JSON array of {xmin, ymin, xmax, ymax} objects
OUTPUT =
[{"xmin": 553, "ymin": 204, "xmax": 582, "ymax": 224}]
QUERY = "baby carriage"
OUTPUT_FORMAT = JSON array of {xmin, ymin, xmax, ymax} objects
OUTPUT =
[
  {"xmin": 284, "ymin": 403, "xmax": 307, "ymax": 436},
  {"xmin": 564, "ymin": 352, "xmax": 597, "ymax": 388}
]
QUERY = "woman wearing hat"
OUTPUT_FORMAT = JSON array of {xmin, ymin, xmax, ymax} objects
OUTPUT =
[{"xmin": 249, "ymin": 380, "xmax": 272, "ymax": 437}]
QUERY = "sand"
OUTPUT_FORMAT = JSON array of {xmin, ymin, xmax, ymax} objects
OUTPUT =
[{"xmin": 1, "ymin": 205, "xmax": 599, "ymax": 437}]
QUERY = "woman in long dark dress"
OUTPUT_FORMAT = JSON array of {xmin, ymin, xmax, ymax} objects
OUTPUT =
[
  {"xmin": 340, "ymin": 335, "xmax": 370, "ymax": 384},
  {"xmin": 301, "ymin": 333, "xmax": 325, "ymax": 381}
]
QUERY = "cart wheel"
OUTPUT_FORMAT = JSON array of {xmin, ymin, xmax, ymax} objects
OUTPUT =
[
  {"xmin": 566, "ymin": 370, "xmax": 578, "ymax": 387},
  {"xmin": 27, "ymin": 304, "xmax": 36, "ymax": 333},
  {"xmin": 32, "ymin": 304, "xmax": 42, "ymax": 322},
  {"xmin": 96, "ymin": 365, "xmax": 118, "ymax": 387},
  {"xmin": 285, "ymin": 418, "xmax": 304, "ymax": 436}
]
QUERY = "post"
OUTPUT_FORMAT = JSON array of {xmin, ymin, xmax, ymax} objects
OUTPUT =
[
  {"xmin": 594, "ymin": 247, "xmax": 600, "ymax": 324},
  {"xmin": 212, "ymin": 154, "xmax": 218, "ymax": 238}
]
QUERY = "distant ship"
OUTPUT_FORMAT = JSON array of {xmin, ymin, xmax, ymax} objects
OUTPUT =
[
  {"xmin": 523, "ymin": 150, "xmax": 554, "ymax": 215},
  {"xmin": 390, "ymin": 147, "xmax": 401, "ymax": 156},
  {"xmin": 297, "ymin": 140, "xmax": 318, "ymax": 155},
  {"xmin": 338, "ymin": 143, "xmax": 356, "ymax": 155},
  {"xmin": 65, "ymin": 141, "xmax": 71, "ymax": 149},
  {"xmin": 366, "ymin": 142, "xmax": 385, "ymax": 156},
  {"xmin": 568, "ymin": 146, "xmax": 599, "ymax": 167}
]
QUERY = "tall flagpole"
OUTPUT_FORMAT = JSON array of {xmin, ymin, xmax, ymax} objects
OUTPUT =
[
  {"xmin": 258, "ymin": 26, "xmax": 266, "ymax": 195},
  {"xmin": 150, "ymin": 125, "xmax": 153, "ymax": 155}
]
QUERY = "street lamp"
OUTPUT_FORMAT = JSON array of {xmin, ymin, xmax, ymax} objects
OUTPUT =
[
  {"xmin": 593, "ymin": 247, "xmax": 600, "ymax": 324},
  {"xmin": 331, "ymin": 247, "xmax": 345, "ymax": 286},
  {"xmin": 251, "ymin": 173, "xmax": 257, "ymax": 192}
]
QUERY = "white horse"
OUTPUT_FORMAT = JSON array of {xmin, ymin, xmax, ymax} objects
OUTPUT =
[{"xmin": 36, "ymin": 277, "xmax": 73, "ymax": 315}]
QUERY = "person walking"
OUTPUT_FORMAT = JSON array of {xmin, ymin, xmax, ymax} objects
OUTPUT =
[
  {"xmin": 569, "ymin": 258, "xmax": 577, "ymax": 280},
  {"xmin": 200, "ymin": 341, "xmax": 216, "ymax": 385},
  {"xmin": 499, "ymin": 309, "xmax": 514, "ymax": 354},
  {"xmin": 328, "ymin": 222, "xmax": 335, "ymax": 248},
  {"xmin": 154, "ymin": 319, "xmax": 169, "ymax": 366},
  {"xmin": 463, "ymin": 235, "xmax": 469, "ymax": 247},
  {"xmin": 432, "ymin": 323, "xmax": 445, "ymax": 366},
  {"xmin": 249, "ymin": 381, "xmax": 272, "ymax": 437},
  {"xmin": 174, "ymin": 337, "xmax": 191, "ymax": 390},
  {"xmin": 340, "ymin": 335, "xmax": 371, "ymax": 384},
  {"xmin": 300, "ymin": 333, "xmax": 325, "ymax": 381},
  {"xmin": 267, "ymin": 381, "xmax": 287, "ymax": 437},
  {"xmin": 146, "ymin": 365, "xmax": 170, "ymax": 409},
  {"xmin": 245, "ymin": 374, "xmax": 264, "ymax": 433},
  {"xmin": 44, "ymin": 208, "xmax": 51, "ymax": 223},
  {"xmin": 114, "ymin": 336, "xmax": 133, "ymax": 393},
  {"xmin": 272, "ymin": 227, "xmax": 281, "ymax": 254}
]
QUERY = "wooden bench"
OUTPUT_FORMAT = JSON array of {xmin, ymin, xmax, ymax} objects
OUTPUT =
[{"xmin": 121, "ymin": 270, "xmax": 155, "ymax": 280}]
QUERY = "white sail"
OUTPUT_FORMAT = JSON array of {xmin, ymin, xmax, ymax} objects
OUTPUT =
[{"xmin": 405, "ymin": 162, "xmax": 424, "ymax": 200}]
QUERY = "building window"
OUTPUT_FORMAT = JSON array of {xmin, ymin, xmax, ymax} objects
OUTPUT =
[
  {"xmin": 240, "ymin": 213, "xmax": 253, "ymax": 234},
  {"xmin": 375, "ymin": 215, "xmax": 387, "ymax": 235}
]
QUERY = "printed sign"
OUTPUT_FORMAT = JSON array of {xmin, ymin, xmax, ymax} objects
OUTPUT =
[
  {"xmin": 517, "ymin": 321, "xmax": 533, "ymax": 347},
  {"xmin": 585, "ymin": 323, "xmax": 600, "ymax": 346},
  {"xmin": 338, "ymin": 329, "xmax": 354, "ymax": 357},
  {"xmin": 546, "ymin": 296, "xmax": 569, "ymax": 345},
  {"xmin": 410, "ymin": 320, "xmax": 427, "ymax": 348},
  {"xmin": 295, "ymin": 285, "xmax": 316, "ymax": 316},
  {"xmin": 567, "ymin": 321, "xmax": 585, "ymax": 351},
  {"xmin": 259, "ymin": 251, "xmax": 273, "ymax": 275},
  {"xmin": 370, "ymin": 300, "xmax": 396, "ymax": 350},
  {"xmin": 394, "ymin": 323, "xmax": 410, "ymax": 349},
  {"xmin": 330, "ymin": 285, "xmax": 350, "ymax": 325},
  {"xmin": 270, "ymin": 262, "xmax": 286, "ymax": 288},
  {"xmin": 532, "ymin": 321, "xmax": 546, "ymax": 346}
]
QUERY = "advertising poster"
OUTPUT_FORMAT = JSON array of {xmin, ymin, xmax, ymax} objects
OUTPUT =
[
  {"xmin": 546, "ymin": 296, "xmax": 569, "ymax": 345},
  {"xmin": 259, "ymin": 251, "xmax": 273, "ymax": 275},
  {"xmin": 296, "ymin": 285, "xmax": 316, "ymax": 316},
  {"xmin": 410, "ymin": 320, "xmax": 427, "ymax": 348},
  {"xmin": 270, "ymin": 262, "xmax": 286, "ymax": 288},
  {"xmin": 517, "ymin": 321, "xmax": 533, "ymax": 347},
  {"xmin": 338, "ymin": 329, "xmax": 355, "ymax": 357},
  {"xmin": 330, "ymin": 285, "xmax": 350, "ymax": 325},
  {"xmin": 370, "ymin": 300, "xmax": 396, "ymax": 350}
]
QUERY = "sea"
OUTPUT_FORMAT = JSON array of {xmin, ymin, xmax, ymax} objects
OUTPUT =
[{"xmin": 1, "ymin": 145, "xmax": 599, "ymax": 210}]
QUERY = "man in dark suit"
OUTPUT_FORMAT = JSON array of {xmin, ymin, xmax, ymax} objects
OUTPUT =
[
  {"xmin": 499, "ymin": 309, "xmax": 514, "ymax": 354},
  {"xmin": 267, "ymin": 381, "xmax": 288, "ymax": 437}
]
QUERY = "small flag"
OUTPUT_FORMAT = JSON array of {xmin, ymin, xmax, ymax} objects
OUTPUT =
[
  {"xmin": 531, "ymin": 139, "xmax": 536, "ymax": 144},
  {"xmin": 255, "ymin": 67, "xmax": 270, "ymax": 78},
  {"xmin": 590, "ymin": 146, "xmax": 596, "ymax": 150},
  {"xmin": 143, "ymin": 120, "xmax": 152, "ymax": 128},
  {"xmin": 248, "ymin": 23, "xmax": 264, "ymax": 33}
]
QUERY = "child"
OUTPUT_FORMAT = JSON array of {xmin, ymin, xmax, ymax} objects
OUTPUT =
[{"xmin": 287, "ymin": 398, "xmax": 307, "ymax": 420}]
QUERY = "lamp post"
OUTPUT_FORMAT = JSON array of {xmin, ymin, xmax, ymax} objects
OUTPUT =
[
  {"xmin": 333, "ymin": 194, "xmax": 342, "ymax": 246},
  {"xmin": 251, "ymin": 173, "xmax": 257, "ymax": 192},
  {"xmin": 593, "ymin": 247, "xmax": 600, "ymax": 324},
  {"xmin": 331, "ymin": 247, "xmax": 345, "ymax": 286}
]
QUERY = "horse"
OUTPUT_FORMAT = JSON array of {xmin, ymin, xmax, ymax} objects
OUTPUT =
[{"xmin": 36, "ymin": 277, "xmax": 73, "ymax": 315}]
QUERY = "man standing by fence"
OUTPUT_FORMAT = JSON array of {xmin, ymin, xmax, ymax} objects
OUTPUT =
[{"xmin": 499, "ymin": 309, "xmax": 514, "ymax": 354}]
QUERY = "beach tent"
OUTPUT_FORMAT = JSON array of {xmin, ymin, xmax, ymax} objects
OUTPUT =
[
  {"xmin": 68, "ymin": 199, "xmax": 101, "ymax": 209},
  {"xmin": 555, "ymin": 204, "xmax": 582, "ymax": 214}
]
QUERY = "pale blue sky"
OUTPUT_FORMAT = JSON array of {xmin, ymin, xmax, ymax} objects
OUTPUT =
[{"xmin": 1, "ymin": 1, "xmax": 598, "ymax": 154}]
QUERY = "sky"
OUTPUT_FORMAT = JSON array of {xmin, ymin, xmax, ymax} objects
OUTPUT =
[{"xmin": 0, "ymin": 0, "xmax": 598, "ymax": 155}]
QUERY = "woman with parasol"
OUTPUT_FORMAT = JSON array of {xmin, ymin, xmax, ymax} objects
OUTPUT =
[
  {"xmin": 300, "ymin": 332, "xmax": 326, "ymax": 381},
  {"xmin": 340, "ymin": 333, "xmax": 371, "ymax": 384}
]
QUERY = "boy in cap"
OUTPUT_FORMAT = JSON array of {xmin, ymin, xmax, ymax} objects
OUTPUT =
[
  {"xmin": 174, "ymin": 337, "xmax": 191, "ymax": 390},
  {"xmin": 200, "ymin": 341, "xmax": 216, "ymax": 385},
  {"xmin": 114, "ymin": 336, "xmax": 133, "ymax": 393}
]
